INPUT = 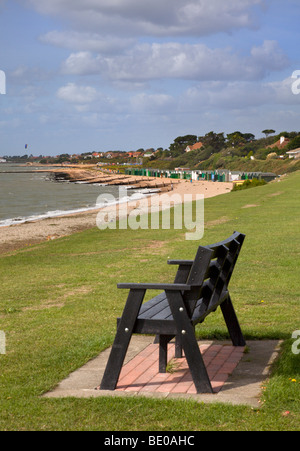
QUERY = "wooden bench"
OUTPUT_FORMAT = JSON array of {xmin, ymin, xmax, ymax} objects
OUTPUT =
[{"xmin": 100, "ymin": 231, "xmax": 246, "ymax": 393}]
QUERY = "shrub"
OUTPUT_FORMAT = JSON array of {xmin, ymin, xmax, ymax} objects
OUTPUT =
[{"xmin": 232, "ymin": 178, "xmax": 267, "ymax": 191}]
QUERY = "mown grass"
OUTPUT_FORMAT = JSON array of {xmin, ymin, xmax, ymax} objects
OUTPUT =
[{"xmin": 0, "ymin": 172, "xmax": 299, "ymax": 430}]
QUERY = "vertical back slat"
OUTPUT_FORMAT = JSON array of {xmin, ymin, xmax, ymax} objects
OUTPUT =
[
  {"xmin": 201, "ymin": 244, "xmax": 228, "ymax": 308},
  {"xmin": 187, "ymin": 246, "xmax": 214, "ymax": 286},
  {"xmin": 183, "ymin": 246, "xmax": 213, "ymax": 316}
]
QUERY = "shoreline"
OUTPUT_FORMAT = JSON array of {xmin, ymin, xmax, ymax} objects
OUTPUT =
[{"xmin": 0, "ymin": 178, "xmax": 233, "ymax": 255}]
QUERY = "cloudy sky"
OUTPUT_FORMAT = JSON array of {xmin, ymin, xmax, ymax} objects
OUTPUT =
[{"xmin": 0, "ymin": 0, "xmax": 300, "ymax": 156}]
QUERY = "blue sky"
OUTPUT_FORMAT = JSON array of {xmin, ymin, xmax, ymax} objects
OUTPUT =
[{"xmin": 0, "ymin": 0, "xmax": 300, "ymax": 156}]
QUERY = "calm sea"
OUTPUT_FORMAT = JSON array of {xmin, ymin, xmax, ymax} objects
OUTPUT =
[{"xmin": 0, "ymin": 164, "xmax": 145, "ymax": 227}]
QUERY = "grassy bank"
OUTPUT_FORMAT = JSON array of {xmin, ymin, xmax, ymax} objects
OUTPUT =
[{"xmin": 0, "ymin": 172, "xmax": 299, "ymax": 430}]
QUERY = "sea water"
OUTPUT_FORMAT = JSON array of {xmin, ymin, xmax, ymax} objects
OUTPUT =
[{"xmin": 0, "ymin": 164, "xmax": 146, "ymax": 227}]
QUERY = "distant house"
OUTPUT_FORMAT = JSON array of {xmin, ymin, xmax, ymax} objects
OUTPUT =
[
  {"xmin": 144, "ymin": 150, "xmax": 155, "ymax": 158},
  {"xmin": 286, "ymin": 148, "xmax": 300, "ymax": 159},
  {"xmin": 185, "ymin": 142, "xmax": 203, "ymax": 153},
  {"xmin": 128, "ymin": 152, "xmax": 143, "ymax": 158},
  {"xmin": 267, "ymin": 136, "xmax": 290, "ymax": 150}
]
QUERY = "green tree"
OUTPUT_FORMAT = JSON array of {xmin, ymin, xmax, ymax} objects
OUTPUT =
[
  {"xmin": 200, "ymin": 131, "xmax": 225, "ymax": 152},
  {"xmin": 287, "ymin": 135, "xmax": 300, "ymax": 151},
  {"xmin": 262, "ymin": 129, "xmax": 276, "ymax": 138},
  {"xmin": 56, "ymin": 153, "xmax": 71, "ymax": 163},
  {"xmin": 226, "ymin": 132, "xmax": 246, "ymax": 148},
  {"xmin": 243, "ymin": 133, "xmax": 255, "ymax": 142},
  {"xmin": 169, "ymin": 135, "xmax": 197, "ymax": 157}
]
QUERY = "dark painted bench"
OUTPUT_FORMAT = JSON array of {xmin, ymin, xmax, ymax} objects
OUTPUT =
[{"xmin": 100, "ymin": 231, "xmax": 246, "ymax": 393}]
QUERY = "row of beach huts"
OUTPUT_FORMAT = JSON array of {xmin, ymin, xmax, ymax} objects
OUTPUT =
[{"xmin": 125, "ymin": 167, "xmax": 277, "ymax": 183}]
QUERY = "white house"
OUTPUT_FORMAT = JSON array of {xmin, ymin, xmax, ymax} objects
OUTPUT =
[
  {"xmin": 286, "ymin": 148, "xmax": 300, "ymax": 159},
  {"xmin": 185, "ymin": 142, "xmax": 203, "ymax": 153}
]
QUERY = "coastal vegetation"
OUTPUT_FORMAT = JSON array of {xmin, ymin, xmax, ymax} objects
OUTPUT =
[
  {"xmin": 2, "ymin": 129, "xmax": 300, "ymax": 175},
  {"xmin": 0, "ymin": 170, "xmax": 299, "ymax": 430},
  {"xmin": 231, "ymin": 178, "xmax": 266, "ymax": 191}
]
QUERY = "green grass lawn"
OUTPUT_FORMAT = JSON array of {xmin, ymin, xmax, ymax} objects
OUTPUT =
[{"xmin": 0, "ymin": 172, "xmax": 299, "ymax": 430}]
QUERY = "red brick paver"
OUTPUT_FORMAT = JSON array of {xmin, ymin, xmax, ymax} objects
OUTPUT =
[{"xmin": 116, "ymin": 342, "xmax": 245, "ymax": 394}]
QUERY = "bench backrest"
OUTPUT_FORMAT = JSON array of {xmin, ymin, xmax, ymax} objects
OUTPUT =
[
  {"xmin": 182, "ymin": 245, "xmax": 214, "ymax": 316},
  {"xmin": 205, "ymin": 231, "xmax": 245, "ymax": 288},
  {"xmin": 181, "ymin": 231, "xmax": 245, "ymax": 319}
]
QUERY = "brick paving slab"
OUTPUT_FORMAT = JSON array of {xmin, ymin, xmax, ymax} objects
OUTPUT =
[
  {"xmin": 43, "ymin": 337, "xmax": 282, "ymax": 408},
  {"xmin": 115, "ymin": 343, "xmax": 243, "ymax": 394}
]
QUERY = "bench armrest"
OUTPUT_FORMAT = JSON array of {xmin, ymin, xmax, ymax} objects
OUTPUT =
[
  {"xmin": 117, "ymin": 283, "xmax": 192, "ymax": 291},
  {"xmin": 167, "ymin": 260, "xmax": 194, "ymax": 266}
]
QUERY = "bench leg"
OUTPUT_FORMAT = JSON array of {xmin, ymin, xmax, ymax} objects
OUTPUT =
[
  {"xmin": 159, "ymin": 335, "xmax": 174, "ymax": 373},
  {"xmin": 221, "ymin": 295, "xmax": 246, "ymax": 346},
  {"xmin": 166, "ymin": 290, "xmax": 213, "ymax": 394},
  {"xmin": 100, "ymin": 289, "xmax": 146, "ymax": 391},
  {"xmin": 175, "ymin": 335, "xmax": 183, "ymax": 358}
]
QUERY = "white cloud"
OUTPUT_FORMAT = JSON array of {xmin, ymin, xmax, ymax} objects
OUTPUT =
[
  {"xmin": 61, "ymin": 52, "xmax": 102, "ymax": 75},
  {"xmin": 10, "ymin": 65, "xmax": 50, "ymax": 85},
  {"xmin": 266, "ymin": 77, "xmax": 300, "ymax": 105},
  {"xmin": 40, "ymin": 30, "xmax": 134, "ymax": 54},
  {"xmin": 55, "ymin": 82, "xmax": 121, "ymax": 116},
  {"xmin": 130, "ymin": 93, "xmax": 175, "ymax": 113},
  {"xmin": 27, "ymin": 0, "xmax": 264, "ymax": 36},
  {"xmin": 181, "ymin": 76, "xmax": 299, "ymax": 111},
  {"xmin": 177, "ymin": 0, "xmax": 263, "ymax": 35},
  {"xmin": 56, "ymin": 83, "xmax": 98, "ymax": 104},
  {"xmin": 250, "ymin": 40, "xmax": 289, "ymax": 72},
  {"xmin": 61, "ymin": 40, "xmax": 289, "ymax": 82}
]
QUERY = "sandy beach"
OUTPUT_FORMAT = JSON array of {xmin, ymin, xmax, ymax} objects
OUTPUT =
[{"xmin": 0, "ymin": 177, "xmax": 232, "ymax": 254}]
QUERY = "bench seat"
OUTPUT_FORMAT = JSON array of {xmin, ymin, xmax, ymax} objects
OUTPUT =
[{"xmin": 117, "ymin": 288, "xmax": 229, "ymax": 335}]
